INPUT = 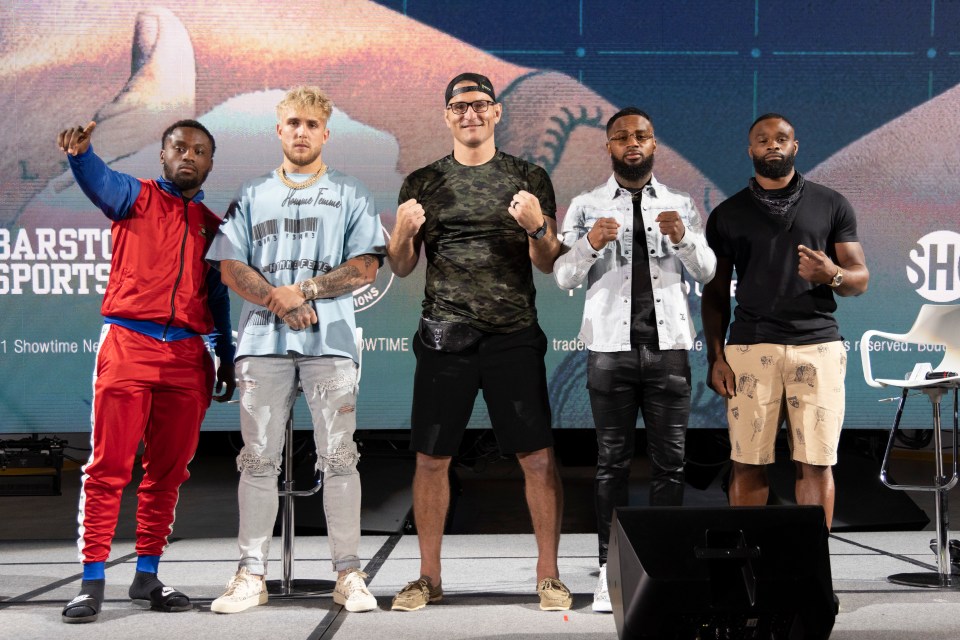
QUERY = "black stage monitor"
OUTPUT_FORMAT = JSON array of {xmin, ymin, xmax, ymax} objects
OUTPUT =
[{"xmin": 608, "ymin": 506, "xmax": 835, "ymax": 640}]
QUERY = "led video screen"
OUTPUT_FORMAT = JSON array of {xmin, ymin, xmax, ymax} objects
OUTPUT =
[{"xmin": 2, "ymin": 1, "xmax": 958, "ymax": 432}]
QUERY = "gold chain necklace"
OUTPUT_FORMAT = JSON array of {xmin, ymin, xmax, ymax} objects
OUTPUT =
[{"xmin": 277, "ymin": 162, "xmax": 328, "ymax": 190}]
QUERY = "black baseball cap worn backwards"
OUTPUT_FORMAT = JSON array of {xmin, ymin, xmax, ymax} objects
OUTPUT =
[{"xmin": 444, "ymin": 73, "xmax": 496, "ymax": 104}]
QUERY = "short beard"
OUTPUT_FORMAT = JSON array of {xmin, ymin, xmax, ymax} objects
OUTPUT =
[
  {"xmin": 284, "ymin": 147, "xmax": 323, "ymax": 170},
  {"xmin": 752, "ymin": 151, "xmax": 795, "ymax": 180},
  {"xmin": 611, "ymin": 153, "xmax": 654, "ymax": 183},
  {"xmin": 163, "ymin": 165, "xmax": 209, "ymax": 194}
]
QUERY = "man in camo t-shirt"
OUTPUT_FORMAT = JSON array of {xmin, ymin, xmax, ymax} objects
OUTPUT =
[{"xmin": 387, "ymin": 73, "xmax": 571, "ymax": 612}]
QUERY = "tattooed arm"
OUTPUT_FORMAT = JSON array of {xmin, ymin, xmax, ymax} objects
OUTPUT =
[
  {"xmin": 261, "ymin": 254, "xmax": 380, "ymax": 317},
  {"xmin": 220, "ymin": 258, "xmax": 318, "ymax": 330},
  {"xmin": 300, "ymin": 254, "xmax": 379, "ymax": 299},
  {"xmin": 219, "ymin": 259, "xmax": 274, "ymax": 305}
]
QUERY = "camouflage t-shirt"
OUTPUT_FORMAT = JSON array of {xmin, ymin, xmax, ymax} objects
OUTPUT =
[{"xmin": 399, "ymin": 151, "xmax": 557, "ymax": 333}]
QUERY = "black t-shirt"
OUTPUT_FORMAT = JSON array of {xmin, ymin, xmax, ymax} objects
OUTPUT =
[
  {"xmin": 399, "ymin": 151, "xmax": 557, "ymax": 333},
  {"xmin": 706, "ymin": 179, "xmax": 859, "ymax": 345},
  {"xmin": 628, "ymin": 189, "xmax": 659, "ymax": 346}
]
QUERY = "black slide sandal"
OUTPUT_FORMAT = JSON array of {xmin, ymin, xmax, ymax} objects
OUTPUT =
[
  {"xmin": 61, "ymin": 593, "xmax": 101, "ymax": 623},
  {"xmin": 144, "ymin": 585, "xmax": 192, "ymax": 612}
]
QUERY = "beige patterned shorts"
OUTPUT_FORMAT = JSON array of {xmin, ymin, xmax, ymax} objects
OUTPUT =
[{"xmin": 724, "ymin": 342, "xmax": 846, "ymax": 466}]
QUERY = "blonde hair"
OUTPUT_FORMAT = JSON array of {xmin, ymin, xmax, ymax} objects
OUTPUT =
[{"xmin": 276, "ymin": 86, "xmax": 333, "ymax": 122}]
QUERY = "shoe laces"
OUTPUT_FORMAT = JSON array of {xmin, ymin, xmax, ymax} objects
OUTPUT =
[
  {"xmin": 538, "ymin": 577, "xmax": 569, "ymax": 594},
  {"xmin": 400, "ymin": 577, "xmax": 431, "ymax": 597},
  {"xmin": 340, "ymin": 569, "xmax": 371, "ymax": 595},
  {"xmin": 223, "ymin": 570, "xmax": 260, "ymax": 596}
]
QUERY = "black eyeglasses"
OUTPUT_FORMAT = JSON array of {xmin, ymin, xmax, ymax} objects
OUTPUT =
[
  {"xmin": 446, "ymin": 100, "xmax": 496, "ymax": 115},
  {"xmin": 608, "ymin": 131, "xmax": 654, "ymax": 144}
]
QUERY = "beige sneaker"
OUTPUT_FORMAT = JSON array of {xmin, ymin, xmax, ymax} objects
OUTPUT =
[
  {"xmin": 390, "ymin": 577, "xmax": 443, "ymax": 611},
  {"xmin": 211, "ymin": 568, "xmax": 267, "ymax": 614},
  {"xmin": 333, "ymin": 569, "xmax": 377, "ymax": 612},
  {"xmin": 537, "ymin": 577, "xmax": 572, "ymax": 611}
]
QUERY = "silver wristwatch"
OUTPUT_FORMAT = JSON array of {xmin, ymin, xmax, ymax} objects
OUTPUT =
[
  {"xmin": 828, "ymin": 268, "xmax": 843, "ymax": 288},
  {"xmin": 299, "ymin": 280, "xmax": 318, "ymax": 300}
]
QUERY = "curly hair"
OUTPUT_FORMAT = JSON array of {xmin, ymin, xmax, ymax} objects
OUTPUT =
[{"xmin": 276, "ymin": 85, "xmax": 334, "ymax": 122}]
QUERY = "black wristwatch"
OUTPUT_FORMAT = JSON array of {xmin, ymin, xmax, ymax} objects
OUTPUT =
[{"xmin": 527, "ymin": 219, "xmax": 548, "ymax": 240}]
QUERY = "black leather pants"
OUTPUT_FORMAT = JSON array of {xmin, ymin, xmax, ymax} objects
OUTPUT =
[{"xmin": 588, "ymin": 347, "xmax": 691, "ymax": 565}]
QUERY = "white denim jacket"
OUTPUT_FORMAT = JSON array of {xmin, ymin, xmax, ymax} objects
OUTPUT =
[{"xmin": 555, "ymin": 175, "xmax": 716, "ymax": 351}]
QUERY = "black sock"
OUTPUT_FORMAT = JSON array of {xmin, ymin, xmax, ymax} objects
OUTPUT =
[
  {"xmin": 63, "ymin": 579, "xmax": 104, "ymax": 618},
  {"xmin": 80, "ymin": 578, "xmax": 105, "ymax": 600},
  {"xmin": 129, "ymin": 570, "xmax": 190, "ymax": 611},
  {"xmin": 128, "ymin": 570, "xmax": 164, "ymax": 600}
]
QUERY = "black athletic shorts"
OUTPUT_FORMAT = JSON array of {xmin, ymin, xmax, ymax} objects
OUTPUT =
[{"xmin": 410, "ymin": 322, "xmax": 553, "ymax": 456}]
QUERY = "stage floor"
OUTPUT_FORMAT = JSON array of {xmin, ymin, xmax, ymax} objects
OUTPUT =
[
  {"xmin": 3, "ymin": 435, "xmax": 959, "ymax": 638},
  {"xmin": 3, "ymin": 531, "xmax": 960, "ymax": 639}
]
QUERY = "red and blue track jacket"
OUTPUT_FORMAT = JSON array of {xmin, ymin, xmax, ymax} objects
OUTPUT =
[{"xmin": 68, "ymin": 145, "xmax": 234, "ymax": 361}]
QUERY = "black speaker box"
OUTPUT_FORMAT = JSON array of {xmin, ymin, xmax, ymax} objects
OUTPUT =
[{"xmin": 608, "ymin": 506, "xmax": 836, "ymax": 640}]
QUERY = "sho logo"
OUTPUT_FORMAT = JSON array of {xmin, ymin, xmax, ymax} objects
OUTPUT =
[
  {"xmin": 907, "ymin": 230, "xmax": 960, "ymax": 302},
  {"xmin": 353, "ymin": 229, "xmax": 394, "ymax": 313}
]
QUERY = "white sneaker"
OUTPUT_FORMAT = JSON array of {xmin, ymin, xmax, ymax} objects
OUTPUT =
[
  {"xmin": 592, "ymin": 564, "xmax": 612, "ymax": 613},
  {"xmin": 334, "ymin": 569, "xmax": 377, "ymax": 612},
  {"xmin": 211, "ymin": 568, "xmax": 268, "ymax": 614}
]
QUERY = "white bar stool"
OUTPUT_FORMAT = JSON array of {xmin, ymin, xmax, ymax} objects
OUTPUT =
[
  {"xmin": 861, "ymin": 304, "xmax": 960, "ymax": 588},
  {"xmin": 266, "ymin": 326, "xmax": 364, "ymax": 597}
]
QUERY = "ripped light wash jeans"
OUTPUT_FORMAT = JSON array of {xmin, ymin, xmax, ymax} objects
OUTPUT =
[{"xmin": 234, "ymin": 354, "xmax": 361, "ymax": 575}]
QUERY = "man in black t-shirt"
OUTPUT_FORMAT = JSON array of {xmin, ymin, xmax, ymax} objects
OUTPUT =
[
  {"xmin": 702, "ymin": 113, "xmax": 869, "ymax": 530},
  {"xmin": 386, "ymin": 73, "xmax": 570, "ymax": 612}
]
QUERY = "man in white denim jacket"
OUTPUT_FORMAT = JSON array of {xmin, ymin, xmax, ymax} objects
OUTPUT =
[{"xmin": 553, "ymin": 107, "xmax": 716, "ymax": 613}]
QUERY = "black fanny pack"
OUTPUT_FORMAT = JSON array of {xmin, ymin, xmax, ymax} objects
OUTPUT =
[{"xmin": 418, "ymin": 317, "xmax": 484, "ymax": 352}]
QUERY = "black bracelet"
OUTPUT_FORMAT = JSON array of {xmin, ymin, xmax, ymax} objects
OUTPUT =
[{"xmin": 527, "ymin": 219, "xmax": 548, "ymax": 240}]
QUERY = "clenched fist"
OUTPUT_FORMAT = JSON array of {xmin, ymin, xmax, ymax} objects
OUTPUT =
[
  {"xmin": 508, "ymin": 190, "xmax": 545, "ymax": 234},
  {"xmin": 587, "ymin": 217, "xmax": 620, "ymax": 250},
  {"xmin": 655, "ymin": 210, "xmax": 685, "ymax": 245},
  {"xmin": 394, "ymin": 199, "xmax": 426, "ymax": 241}
]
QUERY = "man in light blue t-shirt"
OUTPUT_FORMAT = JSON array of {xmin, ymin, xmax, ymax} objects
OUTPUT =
[{"xmin": 207, "ymin": 85, "xmax": 385, "ymax": 614}]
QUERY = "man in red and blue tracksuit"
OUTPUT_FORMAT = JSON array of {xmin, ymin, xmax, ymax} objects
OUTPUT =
[{"xmin": 56, "ymin": 120, "xmax": 236, "ymax": 623}]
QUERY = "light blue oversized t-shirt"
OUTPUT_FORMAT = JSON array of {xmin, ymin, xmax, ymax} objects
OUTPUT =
[{"xmin": 207, "ymin": 168, "xmax": 385, "ymax": 362}]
